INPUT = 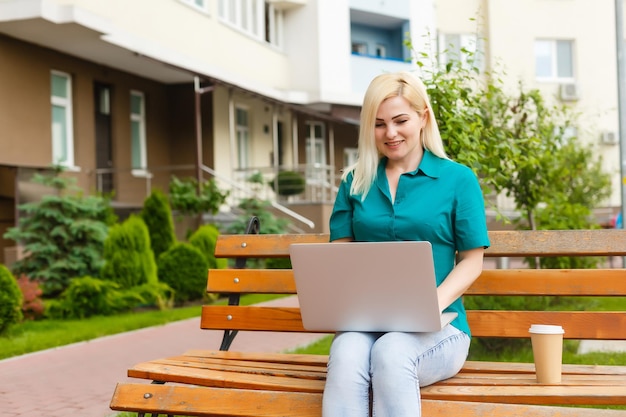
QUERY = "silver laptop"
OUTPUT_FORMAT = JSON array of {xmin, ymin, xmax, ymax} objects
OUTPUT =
[{"xmin": 289, "ymin": 241, "xmax": 457, "ymax": 333}]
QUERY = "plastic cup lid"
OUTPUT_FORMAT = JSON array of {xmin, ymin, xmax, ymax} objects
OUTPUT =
[{"xmin": 528, "ymin": 324, "xmax": 565, "ymax": 334}]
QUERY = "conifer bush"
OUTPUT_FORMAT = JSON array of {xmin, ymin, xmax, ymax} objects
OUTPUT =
[
  {"xmin": 157, "ymin": 243, "xmax": 208, "ymax": 303},
  {"xmin": 101, "ymin": 215, "xmax": 158, "ymax": 289},
  {"xmin": 141, "ymin": 189, "xmax": 176, "ymax": 259},
  {"xmin": 188, "ymin": 224, "xmax": 227, "ymax": 269},
  {"xmin": 0, "ymin": 265, "xmax": 23, "ymax": 335},
  {"xmin": 4, "ymin": 172, "xmax": 115, "ymax": 296}
]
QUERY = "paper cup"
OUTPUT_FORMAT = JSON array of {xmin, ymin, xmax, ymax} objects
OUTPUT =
[{"xmin": 528, "ymin": 324, "xmax": 565, "ymax": 384}]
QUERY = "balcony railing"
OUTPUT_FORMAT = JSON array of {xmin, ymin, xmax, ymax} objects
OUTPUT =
[{"xmin": 231, "ymin": 164, "xmax": 340, "ymax": 205}]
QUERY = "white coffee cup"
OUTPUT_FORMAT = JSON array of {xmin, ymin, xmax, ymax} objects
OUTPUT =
[{"xmin": 528, "ymin": 324, "xmax": 565, "ymax": 384}]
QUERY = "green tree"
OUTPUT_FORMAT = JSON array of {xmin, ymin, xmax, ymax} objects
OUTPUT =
[
  {"xmin": 141, "ymin": 189, "xmax": 176, "ymax": 259},
  {"xmin": 4, "ymin": 171, "xmax": 115, "ymax": 296},
  {"xmin": 100, "ymin": 215, "xmax": 158, "ymax": 289},
  {"xmin": 410, "ymin": 37, "xmax": 611, "ymax": 232},
  {"xmin": 0, "ymin": 265, "xmax": 22, "ymax": 335}
]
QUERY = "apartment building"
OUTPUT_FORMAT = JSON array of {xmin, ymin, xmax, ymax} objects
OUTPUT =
[
  {"xmin": 0, "ymin": 0, "xmax": 622, "ymax": 263},
  {"xmin": 0, "ymin": 0, "xmax": 429, "ymax": 261}
]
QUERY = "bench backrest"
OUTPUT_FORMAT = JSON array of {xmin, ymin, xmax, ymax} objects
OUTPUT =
[{"xmin": 202, "ymin": 230, "xmax": 626, "ymax": 344}]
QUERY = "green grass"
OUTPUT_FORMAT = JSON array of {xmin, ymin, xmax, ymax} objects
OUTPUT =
[
  {"xmin": 0, "ymin": 294, "xmax": 285, "ymax": 361},
  {"xmin": 0, "ymin": 305, "xmax": 203, "ymax": 360}
]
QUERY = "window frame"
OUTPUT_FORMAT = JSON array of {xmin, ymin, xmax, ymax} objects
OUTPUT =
[
  {"xmin": 534, "ymin": 39, "xmax": 575, "ymax": 82},
  {"xmin": 218, "ymin": 0, "xmax": 282, "ymax": 47},
  {"xmin": 438, "ymin": 32, "xmax": 484, "ymax": 72},
  {"xmin": 179, "ymin": 0, "xmax": 209, "ymax": 13},
  {"xmin": 130, "ymin": 90, "xmax": 149, "ymax": 176},
  {"xmin": 235, "ymin": 106, "xmax": 250, "ymax": 169},
  {"xmin": 50, "ymin": 70, "xmax": 75, "ymax": 168}
]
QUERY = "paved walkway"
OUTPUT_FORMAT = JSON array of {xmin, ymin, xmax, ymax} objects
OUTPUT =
[{"xmin": 0, "ymin": 296, "xmax": 327, "ymax": 417}]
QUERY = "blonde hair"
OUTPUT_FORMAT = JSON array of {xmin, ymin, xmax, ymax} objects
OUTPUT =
[{"xmin": 343, "ymin": 71, "xmax": 448, "ymax": 199}]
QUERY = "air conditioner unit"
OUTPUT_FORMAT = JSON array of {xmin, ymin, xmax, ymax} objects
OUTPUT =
[
  {"xmin": 560, "ymin": 83, "xmax": 580, "ymax": 101},
  {"xmin": 600, "ymin": 131, "xmax": 619, "ymax": 145}
]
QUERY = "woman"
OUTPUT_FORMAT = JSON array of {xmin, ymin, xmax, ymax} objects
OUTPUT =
[{"xmin": 322, "ymin": 71, "xmax": 490, "ymax": 417}]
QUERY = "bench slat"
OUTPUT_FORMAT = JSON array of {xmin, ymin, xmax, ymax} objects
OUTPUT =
[
  {"xmin": 214, "ymin": 230, "xmax": 626, "ymax": 258},
  {"xmin": 111, "ymin": 383, "xmax": 626, "ymax": 417},
  {"xmin": 208, "ymin": 269, "xmax": 297, "ymax": 293},
  {"xmin": 181, "ymin": 351, "xmax": 626, "ymax": 376},
  {"xmin": 124, "ymin": 360, "xmax": 626, "ymax": 406},
  {"xmin": 421, "ymin": 384, "xmax": 626, "ymax": 406},
  {"xmin": 468, "ymin": 310, "xmax": 626, "ymax": 339},
  {"xmin": 208, "ymin": 268, "xmax": 626, "ymax": 296},
  {"xmin": 128, "ymin": 361, "xmax": 326, "ymax": 392},
  {"xmin": 201, "ymin": 305, "xmax": 626, "ymax": 340},
  {"xmin": 467, "ymin": 269, "xmax": 626, "ymax": 296}
]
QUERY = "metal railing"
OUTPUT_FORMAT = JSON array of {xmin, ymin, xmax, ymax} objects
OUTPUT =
[{"xmin": 92, "ymin": 164, "xmax": 334, "ymax": 230}]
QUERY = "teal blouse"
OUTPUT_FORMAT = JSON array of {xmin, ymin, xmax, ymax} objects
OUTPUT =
[{"xmin": 329, "ymin": 150, "xmax": 490, "ymax": 336}]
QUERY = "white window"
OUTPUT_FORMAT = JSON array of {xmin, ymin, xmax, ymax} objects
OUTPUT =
[
  {"xmin": 438, "ymin": 33, "xmax": 484, "ymax": 71},
  {"xmin": 236, "ymin": 107, "xmax": 250, "ymax": 169},
  {"xmin": 218, "ymin": 0, "xmax": 282, "ymax": 46},
  {"xmin": 535, "ymin": 39, "xmax": 574, "ymax": 81},
  {"xmin": 50, "ymin": 70, "xmax": 74, "ymax": 167},
  {"xmin": 343, "ymin": 148, "xmax": 358, "ymax": 168},
  {"xmin": 265, "ymin": 2, "xmax": 283, "ymax": 47},
  {"xmin": 305, "ymin": 121, "xmax": 327, "ymax": 186},
  {"xmin": 180, "ymin": 0, "xmax": 208, "ymax": 12},
  {"xmin": 130, "ymin": 91, "xmax": 147, "ymax": 174}
]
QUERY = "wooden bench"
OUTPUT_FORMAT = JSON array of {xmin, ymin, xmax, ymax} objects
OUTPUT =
[{"xmin": 110, "ymin": 222, "xmax": 626, "ymax": 416}]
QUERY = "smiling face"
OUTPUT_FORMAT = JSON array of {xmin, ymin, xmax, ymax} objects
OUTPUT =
[{"xmin": 374, "ymin": 95, "xmax": 427, "ymax": 169}]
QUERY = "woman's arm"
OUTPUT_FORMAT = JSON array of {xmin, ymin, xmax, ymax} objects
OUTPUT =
[{"xmin": 436, "ymin": 247, "xmax": 485, "ymax": 311}]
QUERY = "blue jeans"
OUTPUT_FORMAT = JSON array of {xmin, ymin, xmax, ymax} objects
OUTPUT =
[{"xmin": 322, "ymin": 325, "xmax": 470, "ymax": 417}]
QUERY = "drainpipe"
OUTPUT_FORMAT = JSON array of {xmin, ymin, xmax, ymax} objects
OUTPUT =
[{"xmin": 194, "ymin": 76, "xmax": 214, "ymax": 194}]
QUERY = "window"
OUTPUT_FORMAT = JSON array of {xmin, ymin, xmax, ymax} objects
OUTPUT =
[
  {"xmin": 218, "ymin": 0, "xmax": 283, "ymax": 46},
  {"xmin": 236, "ymin": 107, "xmax": 250, "ymax": 169},
  {"xmin": 180, "ymin": 0, "xmax": 208, "ymax": 12},
  {"xmin": 438, "ymin": 33, "xmax": 484, "ymax": 71},
  {"xmin": 352, "ymin": 42, "xmax": 367, "ymax": 55},
  {"xmin": 305, "ymin": 121, "xmax": 327, "ymax": 185},
  {"xmin": 375, "ymin": 44, "xmax": 387, "ymax": 58},
  {"xmin": 535, "ymin": 39, "xmax": 574, "ymax": 80},
  {"xmin": 265, "ymin": 2, "xmax": 283, "ymax": 47},
  {"xmin": 130, "ymin": 91, "xmax": 147, "ymax": 173},
  {"xmin": 343, "ymin": 148, "xmax": 358, "ymax": 168},
  {"xmin": 51, "ymin": 71, "xmax": 74, "ymax": 167}
]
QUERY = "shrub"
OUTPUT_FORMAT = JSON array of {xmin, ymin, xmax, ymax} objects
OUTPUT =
[
  {"xmin": 101, "ymin": 215, "xmax": 158, "ymax": 289},
  {"xmin": 46, "ymin": 276, "xmax": 129, "ymax": 319},
  {"xmin": 141, "ymin": 189, "xmax": 176, "ymax": 259},
  {"xmin": 157, "ymin": 243, "xmax": 208, "ymax": 303},
  {"xmin": 270, "ymin": 170, "xmax": 306, "ymax": 196},
  {"xmin": 126, "ymin": 282, "xmax": 175, "ymax": 310},
  {"xmin": 189, "ymin": 224, "xmax": 227, "ymax": 269},
  {"xmin": 169, "ymin": 176, "xmax": 229, "ymax": 217},
  {"xmin": 3, "ymin": 172, "xmax": 114, "ymax": 296},
  {"xmin": 0, "ymin": 265, "xmax": 23, "ymax": 334},
  {"xmin": 17, "ymin": 275, "xmax": 44, "ymax": 320},
  {"xmin": 46, "ymin": 278, "xmax": 175, "ymax": 319}
]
